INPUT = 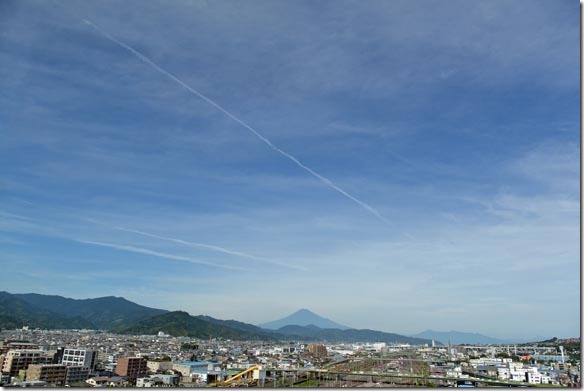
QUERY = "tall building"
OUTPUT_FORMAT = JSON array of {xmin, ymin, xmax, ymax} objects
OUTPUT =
[
  {"xmin": 26, "ymin": 364, "xmax": 67, "ymax": 386},
  {"xmin": 1, "ymin": 350, "xmax": 53, "ymax": 377},
  {"xmin": 307, "ymin": 344, "xmax": 328, "ymax": 358},
  {"xmin": 61, "ymin": 348, "xmax": 97, "ymax": 370},
  {"xmin": 115, "ymin": 357, "xmax": 148, "ymax": 380}
]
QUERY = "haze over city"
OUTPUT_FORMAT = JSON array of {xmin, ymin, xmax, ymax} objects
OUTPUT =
[{"xmin": 0, "ymin": 0, "xmax": 579, "ymax": 342}]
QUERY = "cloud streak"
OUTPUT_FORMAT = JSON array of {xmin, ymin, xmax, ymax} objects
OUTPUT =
[
  {"xmin": 0, "ymin": 211, "xmax": 37, "ymax": 221},
  {"xmin": 77, "ymin": 239, "xmax": 244, "ymax": 271},
  {"xmin": 114, "ymin": 226, "xmax": 307, "ymax": 271},
  {"xmin": 81, "ymin": 18, "xmax": 391, "ymax": 227}
]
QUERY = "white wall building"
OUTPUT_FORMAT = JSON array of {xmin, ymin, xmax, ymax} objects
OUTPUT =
[{"xmin": 61, "ymin": 348, "xmax": 97, "ymax": 370}]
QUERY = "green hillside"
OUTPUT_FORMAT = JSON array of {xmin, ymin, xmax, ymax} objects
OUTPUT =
[
  {"xmin": 0, "ymin": 292, "xmax": 94, "ymax": 330},
  {"xmin": 14, "ymin": 293, "xmax": 168, "ymax": 329},
  {"xmin": 113, "ymin": 311, "xmax": 277, "ymax": 340}
]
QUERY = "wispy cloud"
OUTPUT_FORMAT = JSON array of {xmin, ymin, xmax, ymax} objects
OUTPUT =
[
  {"xmin": 81, "ymin": 18, "xmax": 392, "ymax": 227},
  {"xmin": 0, "ymin": 1, "xmax": 578, "ymax": 338},
  {"xmin": 114, "ymin": 226, "xmax": 307, "ymax": 271},
  {"xmin": 0, "ymin": 211, "xmax": 37, "ymax": 221},
  {"xmin": 76, "ymin": 239, "xmax": 244, "ymax": 271}
]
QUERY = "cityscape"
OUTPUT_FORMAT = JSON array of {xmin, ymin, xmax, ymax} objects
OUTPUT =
[
  {"xmin": 0, "ymin": 293, "xmax": 580, "ymax": 387},
  {"xmin": 1, "ymin": 0, "xmax": 580, "ymax": 388}
]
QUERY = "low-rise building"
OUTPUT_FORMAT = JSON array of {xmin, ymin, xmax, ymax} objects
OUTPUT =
[
  {"xmin": 189, "ymin": 369, "xmax": 224, "ymax": 384},
  {"xmin": 87, "ymin": 375, "xmax": 130, "ymax": 387},
  {"xmin": 136, "ymin": 374, "xmax": 180, "ymax": 387},
  {"xmin": 476, "ymin": 365, "xmax": 498, "ymax": 378},
  {"xmin": 172, "ymin": 361, "xmax": 217, "ymax": 377},
  {"xmin": 151, "ymin": 374, "xmax": 180, "ymax": 386},
  {"xmin": 86, "ymin": 375, "xmax": 110, "ymax": 386},
  {"xmin": 136, "ymin": 377, "xmax": 157, "ymax": 387},
  {"xmin": 147, "ymin": 360, "xmax": 173, "ymax": 373}
]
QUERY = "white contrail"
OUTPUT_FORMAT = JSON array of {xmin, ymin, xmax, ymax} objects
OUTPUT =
[
  {"xmin": 0, "ymin": 211, "xmax": 37, "ymax": 221},
  {"xmin": 82, "ymin": 19, "xmax": 391, "ymax": 226},
  {"xmin": 78, "ymin": 239, "xmax": 244, "ymax": 271},
  {"xmin": 114, "ymin": 226, "xmax": 307, "ymax": 271}
]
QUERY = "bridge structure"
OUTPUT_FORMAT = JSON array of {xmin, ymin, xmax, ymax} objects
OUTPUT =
[
  {"xmin": 213, "ymin": 365, "xmax": 261, "ymax": 387},
  {"xmin": 456, "ymin": 345, "xmax": 558, "ymax": 354}
]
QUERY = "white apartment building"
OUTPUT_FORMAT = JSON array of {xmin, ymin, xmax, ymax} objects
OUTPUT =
[
  {"xmin": 526, "ymin": 367, "xmax": 543, "ymax": 384},
  {"xmin": 61, "ymin": 348, "xmax": 97, "ymax": 370}
]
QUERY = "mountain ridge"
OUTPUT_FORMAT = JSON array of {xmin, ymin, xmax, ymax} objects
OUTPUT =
[
  {"xmin": 112, "ymin": 311, "xmax": 278, "ymax": 340},
  {"xmin": 13, "ymin": 292, "xmax": 168, "ymax": 329},
  {"xmin": 0, "ymin": 292, "xmax": 95, "ymax": 330},
  {"xmin": 1, "ymin": 292, "xmax": 523, "ymax": 345},
  {"xmin": 275, "ymin": 324, "xmax": 433, "ymax": 345},
  {"xmin": 259, "ymin": 308, "xmax": 349, "ymax": 330}
]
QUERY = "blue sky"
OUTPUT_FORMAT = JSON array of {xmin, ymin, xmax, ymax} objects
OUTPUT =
[{"xmin": 0, "ymin": 0, "xmax": 579, "ymax": 339}]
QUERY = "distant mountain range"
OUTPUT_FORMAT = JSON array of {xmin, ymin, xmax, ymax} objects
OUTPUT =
[
  {"xmin": 12, "ymin": 293, "xmax": 168, "ymax": 329},
  {"xmin": 113, "ymin": 314, "xmax": 429, "ymax": 345},
  {"xmin": 259, "ymin": 308, "xmax": 349, "ymax": 330},
  {"xmin": 1, "ymin": 292, "xmax": 546, "ymax": 345},
  {"xmin": 411, "ymin": 329, "xmax": 544, "ymax": 345},
  {"xmin": 0, "ymin": 292, "xmax": 433, "ymax": 345}
]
